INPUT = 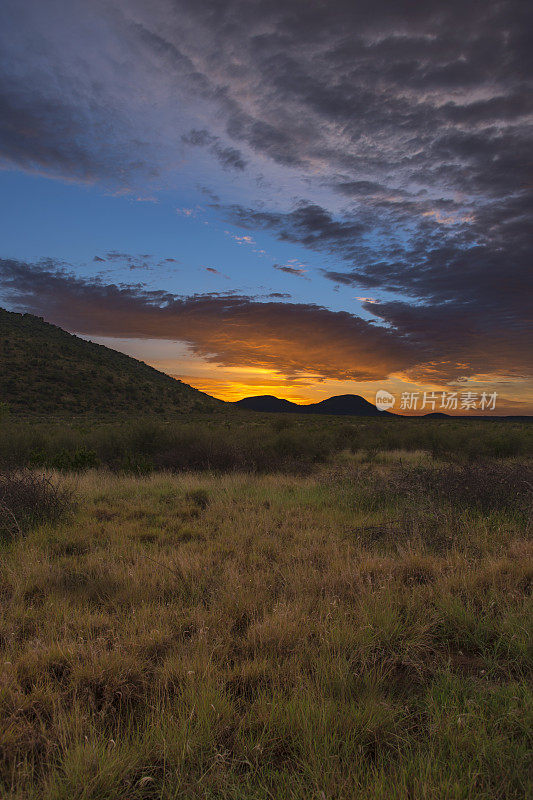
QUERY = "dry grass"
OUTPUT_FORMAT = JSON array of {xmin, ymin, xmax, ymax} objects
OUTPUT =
[{"xmin": 0, "ymin": 458, "xmax": 531, "ymax": 799}]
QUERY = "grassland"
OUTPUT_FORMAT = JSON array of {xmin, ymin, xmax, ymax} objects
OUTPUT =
[{"xmin": 0, "ymin": 418, "xmax": 531, "ymax": 799}]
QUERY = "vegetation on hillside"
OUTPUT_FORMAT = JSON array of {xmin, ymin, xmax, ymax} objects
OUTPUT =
[
  {"xmin": 0, "ymin": 308, "xmax": 220, "ymax": 415},
  {"xmin": 0, "ymin": 451, "xmax": 531, "ymax": 799}
]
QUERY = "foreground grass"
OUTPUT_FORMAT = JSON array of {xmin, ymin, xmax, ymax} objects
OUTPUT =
[{"xmin": 0, "ymin": 457, "xmax": 531, "ymax": 798}]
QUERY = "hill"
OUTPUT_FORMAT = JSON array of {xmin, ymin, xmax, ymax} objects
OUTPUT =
[
  {"xmin": 234, "ymin": 395, "xmax": 301, "ymax": 413},
  {"xmin": 307, "ymin": 394, "xmax": 391, "ymax": 416},
  {"xmin": 234, "ymin": 393, "xmax": 393, "ymax": 416},
  {"xmin": 0, "ymin": 308, "xmax": 221, "ymax": 415}
]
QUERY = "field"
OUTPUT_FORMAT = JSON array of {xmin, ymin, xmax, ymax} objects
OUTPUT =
[{"xmin": 0, "ymin": 417, "xmax": 531, "ymax": 799}]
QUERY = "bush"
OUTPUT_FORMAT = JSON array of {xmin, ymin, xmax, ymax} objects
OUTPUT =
[
  {"xmin": 185, "ymin": 488, "xmax": 210, "ymax": 509},
  {"xmin": 0, "ymin": 417, "xmax": 530, "ymax": 475},
  {"xmin": 0, "ymin": 402, "xmax": 9, "ymax": 423},
  {"xmin": 30, "ymin": 446, "xmax": 99, "ymax": 471},
  {"xmin": 396, "ymin": 461, "xmax": 533, "ymax": 514},
  {"xmin": 0, "ymin": 471, "xmax": 74, "ymax": 542}
]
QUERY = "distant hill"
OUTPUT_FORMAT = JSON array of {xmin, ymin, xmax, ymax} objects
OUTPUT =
[
  {"xmin": 0, "ymin": 308, "xmax": 222, "ymax": 415},
  {"xmin": 234, "ymin": 393, "xmax": 393, "ymax": 416},
  {"xmin": 306, "ymin": 395, "xmax": 391, "ymax": 416},
  {"xmin": 234, "ymin": 395, "xmax": 301, "ymax": 413},
  {"xmin": 235, "ymin": 396, "xmax": 531, "ymax": 420}
]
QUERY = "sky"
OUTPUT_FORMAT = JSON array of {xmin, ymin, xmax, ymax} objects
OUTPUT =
[{"xmin": 0, "ymin": 0, "xmax": 532, "ymax": 414}]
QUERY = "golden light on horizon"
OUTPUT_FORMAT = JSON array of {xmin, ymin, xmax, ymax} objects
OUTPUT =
[{"xmin": 83, "ymin": 336, "xmax": 533, "ymax": 415}]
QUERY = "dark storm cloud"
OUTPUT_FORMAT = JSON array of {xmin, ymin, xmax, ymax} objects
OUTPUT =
[
  {"xmin": 0, "ymin": 64, "xmax": 159, "ymax": 183},
  {"xmin": 0, "ymin": 258, "xmax": 416, "ymax": 381},
  {"xmin": 221, "ymin": 192, "xmax": 532, "ymax": 355},
  {"xmin": 1, "ymin": 257, "xmax": 531, "ymax": 385},
  {"xmin": 217, "ymin": 184, "xmax": 532, "ymax": 383},
  {"xmin": 226, "ymin": 203, "xmax": 367, "ymax": 255},
  {"xmin": 91, "ymin": 252, "xmax": 182, "ymax": 271},
  {"xmin": 335, "ymin": 182, "xmax": 392, "ymax": 199},
  {"xmin": 363, "ymin": 299, "xmax": 532, "ymax": 383},
  {"xmin": 2, "ymin": 0, "xmax": 530, "ymax": 194},
  {"xmin": 182, "ymin": 128, "xmax": 247, "ymax": 171},
  {"xmin": 273, "ymin": 264, "xmax": 307, "ymax": 278},
  {"xmin": 181, "ymin": 129, "xmax": 212, "ymax": 148}
]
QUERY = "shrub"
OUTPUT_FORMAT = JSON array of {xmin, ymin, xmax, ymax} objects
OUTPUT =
[
  {"xmin": 31, "ymin": 447, "xmax": 99, "ymax": 471},
  {"xmin": 0, "ymin": 471, "xmax": 74, "ymax": 542},
  {"xmin": 0, "ymin": 417, "xmax": 531, "ymax": 475},
  {"xmin": 185, "ymin": 488, "xmax": 210, "ymax": 509},
  {"xmin": 271, "ymin": 417, "xmax": 293, "ymax": 432},
  {"xmin": 118, "ymin": 452, "xmax": 154, "ymax": 474},
  {"xmin": 396, "ymin": 461, "xmax": 533, "ymax": 514}
]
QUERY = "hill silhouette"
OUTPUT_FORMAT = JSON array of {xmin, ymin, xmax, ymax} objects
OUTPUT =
[
  {"xmin": 234, "ymin": 393, "xmax": 393, "ymax": 416},
  {"xmin": 233, "ymin": 395, "xmax": 301, "ymax": 413},
  {"xmin": 0, "ymin": 308, "xmax": 221, "ymax": 415}
]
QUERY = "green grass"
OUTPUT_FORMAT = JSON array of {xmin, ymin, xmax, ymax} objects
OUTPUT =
[{"xmin": 0, "ymin": 451, "xmax": 531, "ymax": 799}]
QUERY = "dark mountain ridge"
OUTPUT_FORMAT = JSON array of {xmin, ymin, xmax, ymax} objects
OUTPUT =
[
  {"xmin": 0, "ymin": 307, "xmax": 221, "ymax": 415},
  {"xmin": 234, "ymin": 395, "xmax": 531, "ymax": 419},
  {"xmin": 234, "ymin": 393, "xmax": 393, "ymax": 416}
]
